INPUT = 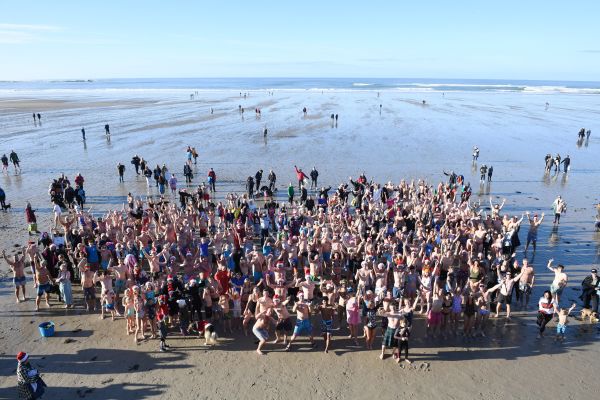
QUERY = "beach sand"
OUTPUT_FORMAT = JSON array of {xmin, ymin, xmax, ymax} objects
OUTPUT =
[{"xmin": 0, "ymin": 90, "xmax": 599, "ymax": 399}]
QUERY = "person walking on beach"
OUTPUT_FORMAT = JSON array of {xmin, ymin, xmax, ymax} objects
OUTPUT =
[
  {"xmin": 184, "ymin": 164, "xmax": 193, "ymax": 184},
  {"xmin": 1, "ymin": 154, "xmax": 8, "ymax": 174},
  {"xmin": 143, "ymin": 166, "xmax": 152, "ymax": 187},
  {"xmin": 208, "ymin": 168, "xmax": 216, "ymax": 192},
  {"xmin": 9, "ymin": 150, "xmax": 21, "ymax": 174},
  {"xmin": 2, "ymin": 248, "xmax": 27, "ymax": 302},
  {"xmin": 37, "ymin": 113, "xmax": 41, "ymax": 124},
  {"xmin": 310, "ymin": 167, "xmax": 319, "ymax": 190},
  {"xmin": 131, "ymin": 155, "xmax": 141, "ymax": 175},
  {"xmin": 479, "ymin": 164, "xmax": 487, "ymax": 182},
  {"xmin": 287, "ymin": 183, "xmax": 294, "ymax": 205},
  {"xmin": 25, "ymin": 202, "xmax": 38, "ymax": 235},
  {"xmin": 0, "ymin": 186, "xmax": 10, "ymax": 210},
  {"xmin": 552, "ymin": 196, "xmax": 566, "ymax": 224},
  {"xmin": 255, "ymin": 169, "xmax": 263, "ymax": 191},
  {"xmin": 81, "ymin": 128, "xmax": 86, "ymax": 140},
  {"xmin": 472, "ymin": 146, "xmax": 479, "ymax": 161},
  {"xmin": 16, "ymin": 352, "xmax": 47, "ymax": 399},
  {"xmin": 268, "ymin": 169, "xmax": 276, "ymax": 191},
  {"xmin": 117, "ymin": 163, "xmax": 125, "ymax": 183},
  {"xmin": 104, "ymin": 124, "xmax": 110, "ymax": 136},
  {"xmin": 32, "ymin": 113, "xmax": 36, "ymax": 124},
  {"xmin": 561, "ymin": 155, "xmax": 570, "ymax": 173},
  {"xmin": 263, "ymin": 126, "xmax": 268, "ymax": 138},
  {"xmin": 487, "ymin": 165, "xmax": 493, "ymax": 182},
  {"xmin": 524, "ymin": 211, "xmax": 544, "ymax": 253},
  {"xmin": 246, "ymin": 176, "xmax": 255, "ymax": 198},
  {"xmin": 169, "ymin": 174, "xmax": 178, "ymax": 195}
]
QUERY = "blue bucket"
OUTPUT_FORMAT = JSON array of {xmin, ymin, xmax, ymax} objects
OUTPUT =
[{"xmin": 38, "ymin": 322, "xmax": 55, "ymax": 337}]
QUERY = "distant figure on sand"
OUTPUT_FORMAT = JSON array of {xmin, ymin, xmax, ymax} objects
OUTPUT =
[
  {"xmin": 263, "ymin": 126, "xmax": 268, "ymax": 138},
  {"xmin": 105, "ymin": 124, "xmax": 110, "ymax": 135},
  {"xmin": 37, "ymin": 113, "xmax": 41, "ymax": 123},
  {"xmin": 32, "ymin": 113, "xmax": 36, "ymax": 123},
  {"xmin": 472, "ymin": 146, "xmax": 479, "ymax": 161},
  {"xmin": 303, "ymin": 107, "xmax": 307, "ymax": 116},
  {"xmin": 81, "ymin": 128, "xmax": 86, "ymax": 140}
]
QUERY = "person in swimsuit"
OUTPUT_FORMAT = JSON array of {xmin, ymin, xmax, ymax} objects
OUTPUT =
[
  {"xmin": 242, "ymin": 287, "xmax": 260, "ymax": 336},
  {"xmin": 394, "ymin": 317, "xmax": 411, "ymax": 365},
  {"xmin": 286, "ymin": 292, "xmax": 314, "ymax": 351},
  {"xmin": 361, "ymin": 292, "xmax": 378, "ymax": 350},
  {"xmin": 345, "ymin": 288, "xmax": 360, "ymax": 345},
  {"xmin": 463, "ymin": 294, "xmax": 477, "ymax": 337},
  {"xmin": 317, "ymin": 297, "xmax": 336, "ymax": 353}
]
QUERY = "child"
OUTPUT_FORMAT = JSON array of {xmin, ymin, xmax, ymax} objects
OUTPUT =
[
  {"xmin": 101, "ymin": 290, "xmax": 117, "ymax": 320},
  {"xmin": 394, "ymin": 317, "xmax": 411, "ymax": 365},
  {"xmin": 122, "ymin": 289, "xmax": 135, "ymax": 335},
  {"xmin": 156, "ymin": 296, "xmax": 170, "ymax": 352},
  {"xmin": 231, "ymin": 291, "xmax": 242, "ymax": 331},
  {"xmin": 219, "ymin": 294, "xmax": 232, "ymax": 334},
  {"xmin": 555, "ymin": 303, "xmax": 577, "ymax": 342}
]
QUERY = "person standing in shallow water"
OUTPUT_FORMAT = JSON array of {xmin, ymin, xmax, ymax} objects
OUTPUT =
[
  {"xmin": 81, "ymin": 128, "xmax": 86, "ymax": 140},
  {"xmin": 117, "ymin": 163, "xmax": 125, "ymax": 183}
]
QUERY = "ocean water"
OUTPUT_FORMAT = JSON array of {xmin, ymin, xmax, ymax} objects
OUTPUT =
[{"xmin": 1, "ymin": 77, "xmax": 600, "ymax": 95}]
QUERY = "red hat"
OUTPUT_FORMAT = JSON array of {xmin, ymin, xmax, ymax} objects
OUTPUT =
[
  {"xmin": 273, "ymin": 294, "xmax": 280, "ymax": 299},
  {"xmin": 16, "ymin": 352, "xmax": 28, "ymax": 362},
  {"xmin": 167, "ymin": 275, "xmax": 173, "ymax": 280}
]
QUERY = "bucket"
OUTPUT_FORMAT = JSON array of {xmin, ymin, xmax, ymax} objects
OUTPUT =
[{"xmin": 38, "ymin": 322, "xmax": 55, "ymax": 337}]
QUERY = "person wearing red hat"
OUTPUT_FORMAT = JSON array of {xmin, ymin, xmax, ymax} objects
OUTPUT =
[{"xmin": 16, "ymin": 352, "xmax": 47, "ymax": 399}]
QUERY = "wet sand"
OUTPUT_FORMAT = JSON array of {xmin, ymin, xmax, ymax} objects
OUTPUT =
[{"xmin": 0, "ymin": 90, "xmax": 599, "ymax": 399}]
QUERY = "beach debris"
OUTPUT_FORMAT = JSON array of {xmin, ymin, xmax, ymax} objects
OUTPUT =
[
  {"xmin": 100, "ymin": 378, "xmax": 113, "ymax": 385},
  {"xmin": 64, "ymin": 338, "xmax": 77, "ymax": 344}
]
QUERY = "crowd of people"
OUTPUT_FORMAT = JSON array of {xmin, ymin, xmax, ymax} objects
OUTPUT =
[{"xmin": 3, "ymin": 156, "xmax": 599, "ymax": 367}]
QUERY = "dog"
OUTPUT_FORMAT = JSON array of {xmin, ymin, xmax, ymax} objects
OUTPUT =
[
  {"xmin": 198, "ymin": 320, "xmax": 218, "ymax": 346},
  {"xmin": 580, "ymin": 308, "xmax": 599, "ymax": 323}
]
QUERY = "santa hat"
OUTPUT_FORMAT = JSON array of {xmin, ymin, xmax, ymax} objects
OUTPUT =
[
  {"xmin": 16, "ymin": 352, "xmax": 28, "ymax": 363},
  {"xmin": 167, "ymin": 275, "xmax": 174, "ymax": 281}
]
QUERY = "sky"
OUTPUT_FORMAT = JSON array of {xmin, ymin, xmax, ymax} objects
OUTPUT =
[{"xmin": 1, "ymin": 1, "xmax": 600, "ymax": 81}]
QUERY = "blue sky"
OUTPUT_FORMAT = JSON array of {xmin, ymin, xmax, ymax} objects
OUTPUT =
[{"xmin": 1, "ymin": 1, "xmax": 599, "ymax": 80}]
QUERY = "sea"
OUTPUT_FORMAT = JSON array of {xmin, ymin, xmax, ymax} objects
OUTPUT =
[{"xmin": 1, "ymin": 77, "xmax": 600, "ymax": 95}]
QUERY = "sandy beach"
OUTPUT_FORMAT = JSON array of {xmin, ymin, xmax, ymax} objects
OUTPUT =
[{"xmin": 1, "ymin": 88, "xmax": 599, "ymax": 400}]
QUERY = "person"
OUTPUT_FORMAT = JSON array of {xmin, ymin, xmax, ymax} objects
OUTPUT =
[
  {"xmin": 0, "ymin": 186, "xmax": 11, "ymax": 210},
  {"xmin": 317, "ymin": 297, "xmax": 336, "ymax": 353},
  {"xmin": 263, "ymin": 127, "xmax": 268, "ymax": 138},
  {"xmin": 253, "ymin": 308, "xmax": 274, "ymax": 355},
  {"xmin": 10, "ymin": 150, "xmax": 21, "ymax": 174},
  {"xmin": 555, "ymin": 303, "xmax": 577, "ymax": 342},
  {"xmin": 517, "ymin": 258, "xmax": 535, "ymax": 309},
  {"xmin": 168, "ymin": 174, "xmax": 178, "ymax": 194},
  {"xmin": 536, "ymin": 290, "xmax": 556, "ymax": 338},
  {"xmin": 561, "ymin": 155, "xmax": 570, "ymax": 173},
  {"xmin": 117, "ymin": 163, "xmax": 125, "ymax": 183},
  {"xmin": 255, "ymin": 169, "xmax": 263, "ymax": 191},
  {"xmin": 294, "ymin": 165, "xmax": 309, "ymax": 190},
  {"xmin": 207, "ymin": 168, "xmax": 216, "ymax": 192},
  {"xmin": 547, "ymin": 259, "xmax": 567, "ymax": 305},
  {"xmin": 394, "ymin": 317, "xmax": 411, "ymax": 364},
  {"xmin": 1, "ymin": 153, "xmax": 8, "ymax": 174},
  {"xmin": 2, "ymin": 248, "xmax": 27, "ymax": 302},
  {"xmin": 285, "ymin": 292, "xmax": 314, "ymax": 351},
  {"xmin": 104, "ymin": 124, "xmax": 110, "ymax": 135},
  {"xmin": 37, "ymin": 113, "xmax": 41, "ymax": 123},
  {"xmin": 268, "ymin": 169, "xmax": 276, "ymax": 191},
  {"xmin": 184, "ymin": 163, "xmax": 193, "ymax": 184},
  {"xmin": 81, "ymin": 127, "xmax": 86, "ymax": 140},
  {"xmin": 580, "ymin": 268, "xmax": 599, "ymax": 313},
  {"xmin": 552, "ymin": 196, "xmax": 566, "ymax": 224},
  {"xmin": 488, "ymin": 269, "xmax": 523, "ymax": 320},
  {"xmin": 472, "ymin": 146, "xmax": 479, "ymax": 161},
  {"xmin": 310, "ymin": 167, "xmax": 319, "ymax": 190},
  {"xmin": 131, "ymin": 155, "xmax": 141, "ymax": 174},
  {"xmin": 524, "ymin": 212, "xmax": 544, "ymax": 253},
  {"xmin": 16, "ymin": 352, "xmax": 47, "ymax": 399},
  {"xmin": 56, "ymin": 262, "xmax": 73, "ymax": 308},
  {"xmin": 487, "ymin": 165, "xmax": 493, "ymax": 182},
  {"xmin": 287, "ymin": 183, "xmax": 294, "ymax": 205},
  {"xmin": 32, "ymin": 113, "xmax": 36, "ymax": 123},
  {"xmin": 32, "ymin": 254, "xmax": 53, "ymax": 311},
  {"xmin": 191, "ymin": 147, "xmax": 198, "ymax": 164},
  {"xmin": 246, "ymin": 176, "xmax": 255, "ymax": 198},
  {"xmin": 479, "ymin": 164, "xmax": 488, "ymax": 182},
  {"xmin": 25, "ymin": 202, "xmax": 38, "ymax": 235}
]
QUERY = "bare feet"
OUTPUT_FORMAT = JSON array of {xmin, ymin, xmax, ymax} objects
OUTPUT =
[
  {"xmin": 256, "ymin": 349, "xmax": 265, "ymax": 355},
  {"xmin": 379, "ymin": 354, "xmax": 384, "ymax": 360},
  {"xmin": 405, "ymin": 359, "xmax": 412, "ymax": 365}
]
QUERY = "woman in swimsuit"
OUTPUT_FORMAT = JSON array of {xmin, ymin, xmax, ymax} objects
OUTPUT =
[
  {"xmin": 451, "ymin": 286, "xmax": 463, "ymax": 335},
  {"xmin": 475, "ymin": 285, "xmax": 491, "ymax": 337},
  {"xmin": 441, "ymin": 291, "xmax": 453, "ymax": 338},
  {"xmin": 361, "ymin": 291, "xmax": 378, "ymax": 349},
  {"xmin": 122, "ymin": 288, "xmax": 135, "ymax": 335},
  {"xmin": 242, "ymin": 287, "xmax": 260, "ymax": 336}
]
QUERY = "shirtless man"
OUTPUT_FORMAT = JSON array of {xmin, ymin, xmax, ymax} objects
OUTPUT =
[
  {"xmin": 296, "ymin": 276, "xmax": 317, "ymax": 303},
  {"xmin": 547, "ymin": 259, "xmax": 568, "ymax": 305},
  {"xmin": 524, "ymin": 212, "xmax": 544, "ymax": 253},
  {"xmin": 373, "ymin": 263, "xmax": 388, "ymax": 300},
  {"xmin": 489, "ymin": 197, "xmax": 506, "ymax": 219},
  {"xmin": 33, "ymin": 256, "xmax": 53, "ymax": 311},
  {"xmin": 518, "ymin": 258, "xmax": 535, "ymax": 309},
  {"xmin": 286, "ymin": 293, "xmax": 314, "ymax": 351},
  {"xmin": 488, "ymin": 269, "xmax": 523, "ymax": 320},
  {"xmin": 272, "ymin": 295, "xmax": 292, "ymax": 345},
  {"xmin": 355, "ymin": 261, "xmax": 374, "ymax": 296},
  {"xmin": 253, "ymin": 308, "xmax": 274, "ymax": 355},
  {"xmin": 392, "ymin": 262, "xmax": 406, "ymax": 299},
  {"xmin": 2, "ymin": 248, "xmax": 27, "ymax": 302},
  {"xmin": 78, "ymin": 260, "xmax": 97, "ymax": 312},
  {"xmin": 317, "ymin": 298, "xmax": 336, "ymax": 353}
]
